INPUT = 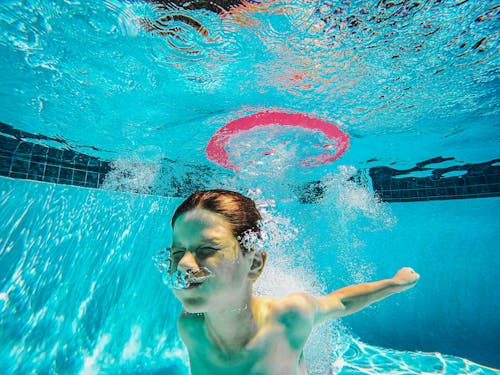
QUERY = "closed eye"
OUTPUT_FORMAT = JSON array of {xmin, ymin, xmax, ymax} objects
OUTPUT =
[
  {"xmin": 196, "ymin": 247, "xmax": 218, "ymax": 258},
  {"xmin": 170, "ymin": 249, "xmax": 185, "ymax": 259}
]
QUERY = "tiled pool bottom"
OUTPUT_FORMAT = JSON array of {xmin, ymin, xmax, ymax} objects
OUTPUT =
[
  {"xmin": 136, "ymin": 339, "xmax": 500, "ymax": 375},
  {"xmin": 336, "ymin": 339, "xmax": 499, "ymax": 375}
]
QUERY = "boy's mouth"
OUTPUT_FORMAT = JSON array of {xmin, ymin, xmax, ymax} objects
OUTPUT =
[
  {"xmin": 187, "ymin": 281, "xmax": 203, "ymax": 289},
  {"xmin": 186, "ymin": 275, "xmax": 211, "ymax": 289}
]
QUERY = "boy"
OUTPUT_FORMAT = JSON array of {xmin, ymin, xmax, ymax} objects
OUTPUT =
[{"xmin": 157, "ymin": 189, "xmax": 419, "ymax": 374}]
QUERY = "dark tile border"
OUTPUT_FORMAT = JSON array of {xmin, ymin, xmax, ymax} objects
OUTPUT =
[
  {"xmin": 0, "ymin": 125, "xmax": 111, "ymax": 189},
  {"xmin": 1, "ymin": 123, "xmax": 499, "ymax": 202},
  {"xmin": 369, "ymin": 157, "xmax": 500, "ymax": 202}
]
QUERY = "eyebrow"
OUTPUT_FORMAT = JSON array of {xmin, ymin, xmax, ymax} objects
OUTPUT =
[
  {"xmin": 171, "ymin": 239, "xmax": 222, "ymax": 249},
  {"xmin": 195, "ymin": 241, "xmax": 224, "ymax": 249}
]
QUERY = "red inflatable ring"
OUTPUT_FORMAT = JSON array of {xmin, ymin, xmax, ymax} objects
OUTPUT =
[{"xmin": 205, "ymin": 111, "xmax": 350, "ymax": 170}]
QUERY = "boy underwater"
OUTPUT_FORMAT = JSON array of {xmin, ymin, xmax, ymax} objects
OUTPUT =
[{"xmin": 154, "ymin": 189, "xmax": 419, "ymax": 374}]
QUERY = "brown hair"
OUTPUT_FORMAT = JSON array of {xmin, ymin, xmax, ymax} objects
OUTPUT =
[{"xmin": 171, "ymin": 189, "xmax": 262, "ymax": 253}]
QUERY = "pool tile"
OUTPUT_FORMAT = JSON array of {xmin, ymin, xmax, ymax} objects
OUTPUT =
[
  {"xmin": 10, "ymin": 171, "xmax": 28, "ymax": 179},
  {"xmin": 0, "ymin": 136, "xmax": 19, "ymax": 152},
  {"xmin": 0, "ymin": 156, "xmax": 11, "ymax": 172},
  {"xmin": 74, "ymin": 154, "xmax": 90, "ymax": 167},
  {"xmin": 44, "ymin": 165, "xmax": 60, "ymax": 180},
  {"xmin": 59, "ymin": 167, "xmax": 74, "ymax": 182},
  {"xmin": 29, "ymin": 161, "xmax": 46, "ymax": 175},
  {"xmin": 16, "ymin": 142, "xmax": 34, "ymax": 155},
  {"xmin": 86, "ymin": 172, "xmax": 98, "ymax": 187},
  {"xmin": 43, "ymin": 174, "xmax": 58, "ymax": 183},
  {"xmin": 47, "ymin": 148, "xmax": 63, "ymax": 163},
  {"xmin": 32, "ymin": 144, "xmax": 48, "ymax": 158},
  {"xmin": 11, "ymin": 157, "xmax": 30, "ymax": 174},
  {"xmin": 61, "ymin": 149, "xmax": 77, "ymax": 164},
  {"xmin": 73, "ymin": 170, "xmax": 87, "ymax": 184}
]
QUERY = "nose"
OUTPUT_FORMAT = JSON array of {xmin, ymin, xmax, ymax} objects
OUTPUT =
[{"xmin": 177, "ymin": 251, "xmax": 199, "ymax": 274}]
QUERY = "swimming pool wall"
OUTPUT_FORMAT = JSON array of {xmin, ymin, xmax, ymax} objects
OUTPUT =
[
  {"xmin": 1, "ymin": 122, "xmax": 500, "ymax": 202},
  {"xmin": 339, "ymin": 198, "xmax": 500, "ymax": 368}
]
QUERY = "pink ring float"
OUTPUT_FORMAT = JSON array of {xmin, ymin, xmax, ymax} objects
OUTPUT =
[{"xmin": 206, "ymin": 111, "xmax": 350, "ymax": 170}]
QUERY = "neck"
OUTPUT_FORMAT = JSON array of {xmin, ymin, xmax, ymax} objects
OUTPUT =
[{"xmin": 204, "ymin": 294, "xmax": 257, "ymax": 354}]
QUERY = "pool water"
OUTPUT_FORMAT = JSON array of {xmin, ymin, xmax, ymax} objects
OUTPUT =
[
  {"xmin": 0, "ymin": 0, "xmax": 499, "ymax": 374},
  {"xmin": 1, "ymin": 177, "xmax": 498, "ymax": 374}
]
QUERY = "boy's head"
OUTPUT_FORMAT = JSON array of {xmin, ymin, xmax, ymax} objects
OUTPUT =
[
  {"xmin": 171, "ymin": 189, "xmax": 262, "ymax": 253},
  {"xmin": 169, "ymin": 189, "xmax": 267, "ymax": 313}
]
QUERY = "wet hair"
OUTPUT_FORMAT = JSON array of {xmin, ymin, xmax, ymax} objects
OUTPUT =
[{"xmin": 171, "ymin": 189, "xmax": 262, "ymax": 253}]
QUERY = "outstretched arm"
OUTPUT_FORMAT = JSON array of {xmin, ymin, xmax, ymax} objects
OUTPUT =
[{"xmin": 313, "ymin": 267, "xmax": 420, "ymax": 325}]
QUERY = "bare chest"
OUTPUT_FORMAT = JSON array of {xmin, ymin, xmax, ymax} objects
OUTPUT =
[{"xmin": 185, "ymin": 324, "xmax": 306, "ymax": 375}]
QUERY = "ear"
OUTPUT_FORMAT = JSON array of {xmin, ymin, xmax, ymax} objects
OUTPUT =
[{"xmin": 248, "ymin": 251, "xmax": 267, "ymax": 281}]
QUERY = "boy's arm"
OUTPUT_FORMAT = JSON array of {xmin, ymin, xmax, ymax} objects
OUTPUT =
[{"xmin": 312, "ymin": 267, "xmax": 419, "ymax": 325}]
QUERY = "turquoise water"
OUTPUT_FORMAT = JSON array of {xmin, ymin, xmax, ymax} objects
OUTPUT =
[
  {"xmin": 1, "ymin": 178, "xmax": 499, "ymax": 374},
  {"xmin": 1, "ymin": 0, "xmax": 499, "ymax": 374}
]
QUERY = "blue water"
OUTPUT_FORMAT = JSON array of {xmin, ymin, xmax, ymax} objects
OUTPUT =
[
  {"xmin": 1, "ymin": 0, "xmax": 499, "ymax": 373},
  {"xmin": 1, "ymin": 177, "xmax": 499, "ymax": 374}
]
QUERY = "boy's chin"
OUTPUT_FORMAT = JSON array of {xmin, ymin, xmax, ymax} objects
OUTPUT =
[
  {"xmin": 180, "ymin": 298, "xmax": 210, "ymax": 314},
  {"xmin": 182, "ymin": 301, "xmax": 232, "ymax": 314},
  {"xmin": 183, "ymin": 305, "xmax": 208, "ymax": 314}
]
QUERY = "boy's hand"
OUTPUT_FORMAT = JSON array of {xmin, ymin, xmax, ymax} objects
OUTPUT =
[{"xmin": 392, "ymin": 267, "xmax": 420, "ymax": 291}]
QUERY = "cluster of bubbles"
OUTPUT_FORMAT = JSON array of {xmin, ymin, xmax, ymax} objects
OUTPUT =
[
  {"xmin": 242, "ymin": 188, "xmax": 351, "ymax": 374},
  {"xmin": 152, "ymin": 248, "xmax": 213, "ymax": 290},
  {"xmin": 237, "ymin": 227, "xmax": 266, "ymax": 254},
  {"xmin": 226, "ymin": 124, "xmax": 335, "ymax": 179},
  {"xmin": 101, "ymin": 158, "xmax": 161, "ymax": 195},
  {"xmin": 319, "ymin": 166, "xmax": 396, "ymax": 284}
]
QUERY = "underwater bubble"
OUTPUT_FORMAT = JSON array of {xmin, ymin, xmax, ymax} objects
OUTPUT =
[
  {"xmin": 238, "ymin": 228, "xmax": 266, "ymax": 253},
  {"xmin": 152, "ymin": 248, "xmax": 213, "ymax": 290},
  {"xmin": 102, "ymin": 158, "xmax": 161, "ymax": 195}
]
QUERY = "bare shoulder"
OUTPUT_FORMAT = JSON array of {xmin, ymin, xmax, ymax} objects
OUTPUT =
[
  {"xmin": 268, "ymin": 292, "xmax": 316, "ymax": 323},
  {"xmin": 255, "ymin": 293, "xmax": 316, "ymax": 350},
  {"xmin": 259, "ymin": 293, "xmax": 315, "ymax": 327}
]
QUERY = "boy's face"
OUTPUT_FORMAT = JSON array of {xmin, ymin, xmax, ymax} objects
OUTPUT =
[{"xmin": 170, "ymin": 208, "xmax": 253, "ymax": 313}]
